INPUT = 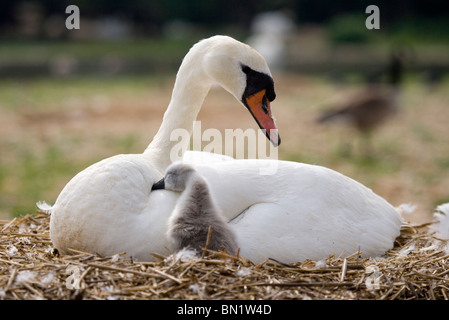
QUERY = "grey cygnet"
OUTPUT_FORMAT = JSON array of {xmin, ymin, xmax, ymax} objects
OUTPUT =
[{"xmin": 157, "ymin": 163, "xmax": 238, "ymax": 256}]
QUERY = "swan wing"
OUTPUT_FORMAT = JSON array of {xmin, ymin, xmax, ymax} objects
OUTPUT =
[
  {"xmin": 193, "ymin": 159, "xmax": 403, "ymax": 263},
  {"xmin": 183, "ymin": 150, "xmax": 235, "ymax": 165}
]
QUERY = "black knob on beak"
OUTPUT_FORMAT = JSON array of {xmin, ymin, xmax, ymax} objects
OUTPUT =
[{"xmin": 151, "ymin": 178, "xmax": 165, "ymax": 191}]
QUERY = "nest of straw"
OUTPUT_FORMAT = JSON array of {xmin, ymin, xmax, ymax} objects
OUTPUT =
[{"xmin": 1, "ymin": 212, "xmax": 448, "ymax": 300}]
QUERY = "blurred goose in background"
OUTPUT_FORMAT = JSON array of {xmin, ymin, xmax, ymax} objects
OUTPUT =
[
  {"xmin": 424, "ymin": 67, "xmax": 445, "ymax": 92},
  {"xmin": 317, "ymin": 50, "xmax": 405, "ymax": 152},
  {"xmin": 158, "ymin": 163, "xmax": 238, "ymax": 256}
]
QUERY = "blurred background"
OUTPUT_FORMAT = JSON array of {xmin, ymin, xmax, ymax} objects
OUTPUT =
[{"xmin": 0, "ymin": 0, "xmax": 448, "ymax": 223}]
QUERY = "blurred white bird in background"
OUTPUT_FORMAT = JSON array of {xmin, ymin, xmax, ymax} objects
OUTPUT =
[{"xmin": 247, "ymin": 10, "xmax": 295, "ymax": 71}]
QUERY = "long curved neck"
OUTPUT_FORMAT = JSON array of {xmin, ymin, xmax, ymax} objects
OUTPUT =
[{"xmin": 143, "ymin": 46, "xmax": 214, "ymax": 175}]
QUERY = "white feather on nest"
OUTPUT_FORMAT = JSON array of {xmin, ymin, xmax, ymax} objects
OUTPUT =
[{"xmin": 36, "ymin": 201, "xmax": 53, "ymax": 214}]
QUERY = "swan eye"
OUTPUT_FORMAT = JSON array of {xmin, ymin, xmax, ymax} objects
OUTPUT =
[{"xmin": 241, "ymin": 65, "xmax": 251, "ymax": 74}]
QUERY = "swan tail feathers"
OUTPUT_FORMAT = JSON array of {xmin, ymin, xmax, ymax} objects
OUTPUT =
[{"xmin": 36, "ymin": 201, "xmax": 53, "ymax": 214}]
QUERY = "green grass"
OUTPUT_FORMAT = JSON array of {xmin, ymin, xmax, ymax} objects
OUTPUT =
[
  {"xmin": 0, "ymin": 76, "xmax": 161, "ymax": 111},
  {"xmin": 0, "ymin": 143, "xmax": 86, "ymax": 216},
  {"xmin": 0, "ymin": 132, "xmax": 144, "ymax": 217},
  {"xmin": 0, "ymin": 74, "xmax": 165, "ymax": 217}
]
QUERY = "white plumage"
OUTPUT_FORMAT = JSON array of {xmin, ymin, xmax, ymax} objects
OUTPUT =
[
  {"xmin": 39, "ymin": 35, "xmax": 404, "ymax": 264},
  {"xmin": 185, "ymin": 159, "xmax": 403, "ymax": 263}
]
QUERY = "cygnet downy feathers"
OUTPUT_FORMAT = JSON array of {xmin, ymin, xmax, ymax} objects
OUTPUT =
[{"xmin": 154, "ymin": 163, "xmax": 238, "ymax": 256}]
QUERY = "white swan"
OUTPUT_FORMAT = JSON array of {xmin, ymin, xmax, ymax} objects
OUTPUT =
[
  {"xmin": 42, "ymin": 35, "xmax": 279, "ymax": 259},
  {"xmin": 161, "ymin": 163, "xmax": 238, "ymax": 256},
  {"xmin": 40, "ymin": 35, "xmax": 404, "ymax": 264}
]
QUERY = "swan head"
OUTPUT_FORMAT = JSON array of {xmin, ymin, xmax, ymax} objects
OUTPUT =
[
  {"xmin": 151, "ymin": 163, "xmax": 196, "ymax": 192},
  {"xmin": 200, "ymin": 35, "xmax": 280, "ymax": 146}
]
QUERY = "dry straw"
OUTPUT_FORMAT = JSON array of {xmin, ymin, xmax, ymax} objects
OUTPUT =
[{"xmin": 1, "ymin": 212, "xmax": 448, "ymax": 300}]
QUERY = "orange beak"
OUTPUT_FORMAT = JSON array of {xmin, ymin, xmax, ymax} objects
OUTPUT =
[{"xmin": 244, "ymin": 89, "xmax": 281, "ymax": 146}]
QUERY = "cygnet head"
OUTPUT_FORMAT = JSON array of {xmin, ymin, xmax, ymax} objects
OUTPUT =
[
  {"xmin": 152, "ymin": 162, "xmax": 200, "ymax": 192},
  {"xmin": 158, "ymin": 162, "xmax": 196, "ymax": 192},
  {"xmin": 191, "ymin": 35, "xmax": 280, "ymax": 146}
]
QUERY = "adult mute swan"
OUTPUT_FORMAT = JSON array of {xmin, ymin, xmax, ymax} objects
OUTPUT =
[
  {"xmin": 162, "ymin": 163, "xmax": 238, "ymax": 256},
  {"xmin": 40, "ymin": 35, "xmax": 403, "ymax": 264},
  {"xmin": 41, "ymin": 35, "xmax": 279, "ymax": 258}
]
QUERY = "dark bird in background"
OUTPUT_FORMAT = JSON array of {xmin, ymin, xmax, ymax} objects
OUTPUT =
[
  {"xmin": 424, "ymin": 67, "xmax": 445, "ymax": 92},
  {"xmin": 317, "ymin": 50, "xmax": 405, "ymax": 154}
]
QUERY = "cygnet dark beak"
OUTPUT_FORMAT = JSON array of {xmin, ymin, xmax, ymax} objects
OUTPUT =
[{"xmin": 151, "ymin": 178, "xmax": 165, "ymax": 191}]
